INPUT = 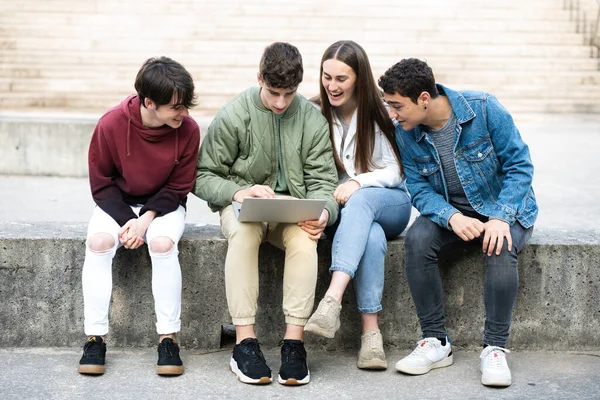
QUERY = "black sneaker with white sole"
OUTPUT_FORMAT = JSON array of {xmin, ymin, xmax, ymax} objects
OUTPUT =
[
  {"xmin": 230, "ymin": 338, "xmax": 272, "ymax": 384},
  {"xmin": 278, "ymin": 339, "xmax": 310, "ymax": 385},
  {"xmin": 77, "ymin": 336, "xmax": 106, "ymax": 375}
]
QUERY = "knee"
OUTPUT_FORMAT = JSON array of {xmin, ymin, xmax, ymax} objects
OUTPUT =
[
  {"xmin": 344, "ymin": 189, "xmax": 370, "ymax": 210},
  {"xmin": 149, "ymin": 236, "xmax": 175, "ymax": 254},
  {"xmin": 486, "ymin": 242, "xmax": 518, "ymax": 267},
  {"xmin": 405, "ymin": 219, "xmax": 437, "ymax": 255},
  {"xmin": 87, "ymin": 233, "xmax": 115, "ymax": 252},
  {"xmin": 286, "ymin": 227, "xmax": 318, "ymax": 251},
  {"xmin": 366, "ymin": 224, "xmax": 387, "ymax": 253},
  {"xmin": 227, "ymin": 222, "xmax": 263, "ymax": 246}
]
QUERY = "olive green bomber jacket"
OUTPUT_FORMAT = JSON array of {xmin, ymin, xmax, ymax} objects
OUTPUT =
[{"xmin": 195, "ymin": 87, "xmax": 339, "ymax": 225}]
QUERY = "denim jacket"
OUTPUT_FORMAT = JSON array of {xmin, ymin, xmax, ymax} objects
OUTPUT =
[{"xmin": 395, "ymin": 84, "xmax": 538, "ymax": 229}]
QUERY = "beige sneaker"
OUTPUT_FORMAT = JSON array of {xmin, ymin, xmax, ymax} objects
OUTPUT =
[
  {"xmin": 357, "ymin": 329, "xmax": 387, "ymax": 370},
  {"xmin": 303, "ymin": 295, "xmax": 342, "ymax": 338}
]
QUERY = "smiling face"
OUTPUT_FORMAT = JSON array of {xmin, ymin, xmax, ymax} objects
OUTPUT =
[
  {"xmin": 145, "ymin": 94, "xmax": 189, "ymax": 129},
  {"xmin": 383, "ymin": 91, "xmax": 428, "ymax": 131},
  {"xmin": 321, "ymin": 58, "xmax": 357, "ymax": 110},
  {"xmin": 258, "ymin": 74, "xmax": 297, "ymax": 114}
]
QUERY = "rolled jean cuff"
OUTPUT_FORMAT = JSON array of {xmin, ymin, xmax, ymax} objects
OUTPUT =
[
  {"xmin": 422, "ymin": 331, "xmax": 447, "ymax": 340},
  {"xmin": 285, "ymin": 316, "xmax": 309, "ymax": 326},
  {"xmin": 484, "ymin": 339, "xmax": 508, "ymax": 348},
  {"xmin": 232, "ymin": 316, "xmax": 256, "ymax": 326},
  {"xmin": 84, "ymin": 322, "xmax": 109, "ymax": 337},
  {"xmin": 329, "ymin": 265, "xmax": 355, "ymax": 279},
  {"xmin": 156, "ymin": 321, "xmax": 181, "ymax": 335},
  {"xmin": 358, "ymin": 305, "xmax": 382, "ymax": 314}
]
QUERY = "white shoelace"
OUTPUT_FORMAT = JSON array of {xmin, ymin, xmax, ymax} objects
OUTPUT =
[
  {"xmin": 411, "ymin": 338, "xmax": 441, "ymax": 355},
  {"xmin": 480, "ymin": 346, "xmax": 510, "ymax": 368}
]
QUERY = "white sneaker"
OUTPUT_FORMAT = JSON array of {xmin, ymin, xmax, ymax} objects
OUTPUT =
[
  {"xmin": 395, "ymin": 337, "xmax": 453, "ymax": 375},
  {"xmin": 480, "ymin": 346, "xmax": 512, "ymax": 387}
]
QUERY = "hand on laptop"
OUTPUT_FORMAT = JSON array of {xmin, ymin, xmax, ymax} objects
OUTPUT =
[
  {"xmin": 298, "ymin": 209, "xmax": 329, "ymax": 240},
  {"xmin": 233, "ymin": 185, "xmax": 276, "ymax": 202}
]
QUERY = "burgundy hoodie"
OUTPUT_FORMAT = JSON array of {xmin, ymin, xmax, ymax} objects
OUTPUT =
[{"xmin": 88, "ymin": 95, "xmax": 200, "ymax": 226}]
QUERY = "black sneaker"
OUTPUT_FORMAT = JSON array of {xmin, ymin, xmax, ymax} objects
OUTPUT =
[
  {"xmin": 278, "ymin": 339, "xmax": 310, "ymax": 385},
  {"xmin": 77, "ymin": 336, "xmax": 106, "ymax": 375},
  {"xmin": 230, "ymin": 338, "xmax": 272, "ymax": 384},
  {"xmin": 157, "ymin": 338, "xmax": 184, "ymax": 376}
]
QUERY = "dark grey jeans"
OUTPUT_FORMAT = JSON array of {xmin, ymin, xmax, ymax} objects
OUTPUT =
[{"xmin": 404, "ymin": 215, "xmax": 533, "ymax": 347}]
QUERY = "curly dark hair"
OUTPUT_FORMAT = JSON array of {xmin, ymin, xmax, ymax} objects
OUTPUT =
[
  {"xmin": 378, "ymin": 58, "xmax": 439, "ymax": 103},
  {"xmin": 135, "ymin": 56, "xmax": 197, "ymax": 108},
  {"xmin": 259, "ymin": 42, "xmax": 303, "ymax": 89}
]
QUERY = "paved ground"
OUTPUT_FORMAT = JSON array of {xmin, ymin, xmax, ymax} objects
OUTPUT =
[
  {"xmin": 1, "ymin": 347, "xmax": 599, "ymax": 400},
  {"xmin": 1, "ymin": 115, "xmax": 599, "ymax": 229}
]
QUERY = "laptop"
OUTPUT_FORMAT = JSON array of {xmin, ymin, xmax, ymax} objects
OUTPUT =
[{"xmin": 232, "ymin": 197, "xmax": 326, "ymax": 223}]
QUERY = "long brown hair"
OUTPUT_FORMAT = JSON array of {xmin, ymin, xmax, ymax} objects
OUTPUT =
[{"xmin": 315, "ymin": 41, "xmax": 402, "ymax": 175}]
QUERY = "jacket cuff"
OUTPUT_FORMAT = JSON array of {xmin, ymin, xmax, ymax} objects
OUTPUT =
[
  {"xmin": 487, "ymin": 207, "xmax": 517, "ymax": 225},
  {"xmin": 440, "ymin": 206, "xmax": 461, "ymax": 230},
  {"xmin": 220, "ymin": 181, "xmax": 244, "ymax": 206}
]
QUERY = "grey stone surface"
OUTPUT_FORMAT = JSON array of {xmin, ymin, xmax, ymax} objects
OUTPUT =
[
  {"xmin": 0, "ymin": 113, "xmax": 212, "ymax": 177},
  {"xmin": 1, "ymin": 223, "xmax": 599, "ymax": 350},
  {"xmin": 0, "ymin": 347, "xmax": 599, "ymax": 400}
]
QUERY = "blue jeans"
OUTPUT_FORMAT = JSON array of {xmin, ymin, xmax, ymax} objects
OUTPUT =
[
  {"xmin": 404, "ymin": 215, "xmax": 533, "ymax": 347},
  {"xmin": 326, "ymin": 187, "xmax": 412, "ymax": 313}
]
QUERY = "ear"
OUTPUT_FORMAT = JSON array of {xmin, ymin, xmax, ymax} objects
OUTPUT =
[
  {"xmin": 144, "ymin": 97, "xmax": 156, "ymax": 110},
  {"xmin": 418, "ymin": 91, "xmax": 431, "ymax": 106},
  {"xmin": 257, "ymin": 72, "xmax": 263, "ymax": 87}
]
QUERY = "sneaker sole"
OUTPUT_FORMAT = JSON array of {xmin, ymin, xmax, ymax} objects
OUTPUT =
[
  {"xmin": 229, "ymin": 357, "xmax": 272, "ymax": 384},
  {"xmin": 357, "ymin": 358, "xmax": 388, "ymax": 370},
  {"xmin": 77, "ymin": 364, "xmax": 105, "ymax": 375},
  {"xmin": 157, "ymin": 365, "xmax": 184, "ymax": 376},
  {"xmin": 303, "ymin": 322, "xmax": 338, "ymax": 339},
  {"xmin": 395, "ymin": 354, "xmax": 454, "ymax": 375},
  {"xmin": 277, "ymin": 372, "xmax": 310, "ymax": 386},
  {"xmin": 481, "ymin": 376, "xmax": 512, "ymax": 387}
]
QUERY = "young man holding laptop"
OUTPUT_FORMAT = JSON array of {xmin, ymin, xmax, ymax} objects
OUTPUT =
[{"xmin": 194, "ymin": 42, "xmax": 338, "ymax": 386}]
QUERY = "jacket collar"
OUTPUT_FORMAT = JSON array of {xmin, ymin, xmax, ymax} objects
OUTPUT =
[
  {"xmin": 251, "ymin": 86, "xmax": 300, "ymax": 118},
  {"xmin": 411, "ymin": 84, "xmax": 476, "ymax": 142}
]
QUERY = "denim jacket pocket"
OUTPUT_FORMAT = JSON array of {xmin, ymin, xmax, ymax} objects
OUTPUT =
[
  {"xmin": 461, "ymin": 138, "xmax": 502, "ymax": 196},
  {"xmin": 413, "ymin": 156, "xmax": 444, "ymax": 194},
  {"xmin": 463, "ymin": 140, "xmax": 499, "ymax": 173}
]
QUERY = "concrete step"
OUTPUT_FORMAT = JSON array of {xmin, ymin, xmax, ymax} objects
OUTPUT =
[
  {"xmin": 2, "ymin": 37, "xmax": 593, "ymax": 58},
  {"xmin": 0, "ymin": 3, "xmax": 577, "ymax": 21},
  {"xmin": 0, "ymin": 15, "xmax": 580, "ymax": 34},
  {"xmin": 0, "ymin": 23, "xmax": 586, "ymax": 46},
  {"xmin": 2, "ymin": 53, "xmax": 599, "ymax": 73}
]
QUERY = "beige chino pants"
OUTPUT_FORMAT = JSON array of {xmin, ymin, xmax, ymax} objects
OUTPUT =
[{"xmin": 219, "ymin": 204, "xmax": 318, "ymax": 326}]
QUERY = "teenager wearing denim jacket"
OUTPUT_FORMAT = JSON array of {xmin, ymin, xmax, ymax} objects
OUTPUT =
[
  {"xmin": 303, "ymin": 41, "xmax": 411, "ymax": 370},
  {"xmin": 379, "ymin": 58, "xmax": 538, "ymax": 387}
]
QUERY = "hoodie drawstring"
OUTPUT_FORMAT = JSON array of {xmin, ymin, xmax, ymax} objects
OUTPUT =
[
  {"xmin": 174, "ymin": 129, "xmax": 180, "ymax": 164},
  {"xmin": 126, "ymin": 118, "xmax": 131, "ymax": 156}
]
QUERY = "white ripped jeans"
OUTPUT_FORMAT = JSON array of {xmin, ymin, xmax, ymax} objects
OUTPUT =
[{"xmin": 82, "ymin": 205, "xmax": 185, "ymax": 336}]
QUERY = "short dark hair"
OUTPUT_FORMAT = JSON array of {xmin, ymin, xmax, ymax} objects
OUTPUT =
[
  {"xmin": 259, "ymin": 42, "xmax": 303, "ymax": 89},
  {"xmin": 378, "ymin": 58, "xmax": 439, "ymax": 103},
  {"xmin": 134, "ymin": 56, "xmax": 197, "ymax": 109}
]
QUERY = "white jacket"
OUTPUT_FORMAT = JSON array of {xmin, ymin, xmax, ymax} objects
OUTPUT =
[{"xmin": 332, "ymin": 109, "xmax": 403, "ymax": 188}]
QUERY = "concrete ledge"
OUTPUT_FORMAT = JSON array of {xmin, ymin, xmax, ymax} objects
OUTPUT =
[
  {"xmin": 0, "ymin": 114, "xmax": 212, "ymax": 177},
  {"xmin": 1, "ymin": 222, "xmax": 599, "ymax": 351}
]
